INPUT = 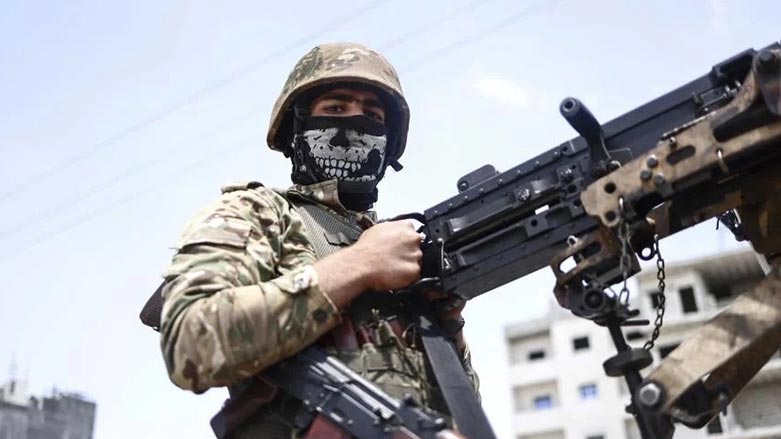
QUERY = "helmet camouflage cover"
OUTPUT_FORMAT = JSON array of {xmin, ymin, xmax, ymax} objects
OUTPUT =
[{"xmin": 267, "ymin": 42, "xmax": 410, "ymax": 165}]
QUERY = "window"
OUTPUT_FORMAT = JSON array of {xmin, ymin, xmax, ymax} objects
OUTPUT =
[
  {"xmin": 626, "ymin": 331, "xmax": 645, "ymax": 341},
  {"xmin": 706, "ymin": 416, "xmax": 723, "ymax": 434},
  {"xmin": 659, "ymin": 343, "xmax": 680, "ymax": 359},
  {"xmin": 533, "ymin": 395, "xmax": 552, "ymax": 410},
  {"xmin": 573, "ymin": 336, "xmax": 590, "ymax": 351},
  {"xmin": 650, "ymin": 292, "xmax": 664, "ymax": 308},
  {"xmin": 528, "ymin": 349, "xmax": 546, "ymax": 361},
  {"xmin": 579, "ymin": 383, "xmax": 598, "ymax": 400},
  {"xmin": 680, "ymin": 286, "xmax": 698, "ymax": 313}
]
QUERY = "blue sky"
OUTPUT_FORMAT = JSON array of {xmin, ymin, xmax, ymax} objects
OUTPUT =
[{"xmin": 0, "ymin": 1, "xmax": 778, "ymax": 438}]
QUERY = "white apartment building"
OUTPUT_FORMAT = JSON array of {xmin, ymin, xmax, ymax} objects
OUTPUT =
[{"xmin": 505, "ymin": 250, "xmax": 781, "ymax": 439}]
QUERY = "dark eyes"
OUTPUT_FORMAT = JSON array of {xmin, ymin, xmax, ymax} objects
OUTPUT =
[
  {"xmin": 322, "ymin": 104, "xmax": 383, "ymax": 122},
  {"xmin": 365, "ymin": 110, "xmax": 384, "ymax": 121}
]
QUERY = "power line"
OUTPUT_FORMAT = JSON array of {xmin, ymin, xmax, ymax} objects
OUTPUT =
[
  {"xmin": 0, "ymin": 0, "xmax": 388, "ymax": 204},
  {"xmin": 0, "ymin": 0, "xmax": 490, "ymax": 241},
  {"xmin": 0, "ymin": 138, "xmax": 258, "ymax": 262},
  {"xmin": 402, "ymin": 0, "xmax": 567, "ymax": 73},
  {"xmin": 1, "ymin": 0, "xmax": 537, "ymax": 256},
  {"xmin": 378, "ymin": 0, "xmax": 490, "ymax": 50},
  {"xmin": 0, "ymin": 106, "xmax": 264, "ymax": 242}
]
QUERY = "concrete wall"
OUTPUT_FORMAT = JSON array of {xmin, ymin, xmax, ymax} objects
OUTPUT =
[
  {"xmin": 519, "ymin": 429, "xmax": 565, "ymax": 439},
  {"xmin": 732, "ymin": 382, "xmax": 781, "ymax": 430},
  {"xmin": 0, "ymin": 401, "xmax": 28, "ymax": 439},
  {"xmin": 0, "ymin": 393, "xmax": 95, "ymax": 439},
  {"xmin": 508, "ymin": 332, "xmax": 554, "ymax": 366}
]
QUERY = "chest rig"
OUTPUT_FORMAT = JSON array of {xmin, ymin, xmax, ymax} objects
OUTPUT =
[
  {"xmin": 284, "ymin": 191, "xmax": 419, "ymax": 349},
  {"xmin": 256, "ymin": 189, "xmax": 494, "ymax": 439},
  {"xmin": 139, "ymin": 184, "xmax": 454, "ymax": 438},
  {"xmin": 214, "ymin": 187, "xmax": 446, "ymax": 439},
  {"xmin": 285, "ymin": 190, "xmax": 446, "ymax": 400}
]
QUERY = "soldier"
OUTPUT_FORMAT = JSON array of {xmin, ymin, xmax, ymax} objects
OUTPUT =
[{"xmin": 159, "ymin": 42, "xmax": 479, "ymax": 438}]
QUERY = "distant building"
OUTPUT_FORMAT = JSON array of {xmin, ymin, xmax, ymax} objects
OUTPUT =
[
  {"xmin": 505, "ymin": 250, "xmax": 781, "ymax": 439},
  {"xmin": 0, "ymin": 377, "xmax": 95, "ymax": 439}
]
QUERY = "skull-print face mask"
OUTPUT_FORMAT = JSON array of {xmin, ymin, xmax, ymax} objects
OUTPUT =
[
  {"xmin": 298, "ymin": 115, "xmax": 387, "ymax": 181},
  {"xmin": 292, "ymin": 115, "xmax": 389, "ymax": 210}
]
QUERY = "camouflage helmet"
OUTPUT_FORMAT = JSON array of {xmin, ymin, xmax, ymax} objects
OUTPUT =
[{"xmin": 267, "ymin": 42, "xmax": 410, "ymax": 166}]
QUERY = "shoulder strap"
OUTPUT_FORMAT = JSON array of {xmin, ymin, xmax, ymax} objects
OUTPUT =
[
  {"xmin": 284, "ymin": 194, "xmax": 364, "ymax": 259},
  {"xmin": 289, "ymin": 195, "xmax": 494, "ymax": 438},
  {"xmin": 417, "ymin": 312, "xmax": 497, "ymax": 439},
  {"xmin": 139, "ymin": 282, "xmax": 165, "ymax": 330}
]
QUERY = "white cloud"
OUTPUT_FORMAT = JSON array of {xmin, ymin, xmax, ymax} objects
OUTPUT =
[{"xmin": 471, "ymin": 75, "xmax": 532, "ymax": 110}]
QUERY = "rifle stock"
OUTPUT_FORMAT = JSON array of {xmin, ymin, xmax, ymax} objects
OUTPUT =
[{"xmin": 264, "ymin": 345, "xmax": 459, "ymax": 439}]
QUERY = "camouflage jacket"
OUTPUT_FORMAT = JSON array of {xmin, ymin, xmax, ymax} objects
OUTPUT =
[{"xmin": 159, "ymin": 179, "xmax": 479, "ymax": 410}]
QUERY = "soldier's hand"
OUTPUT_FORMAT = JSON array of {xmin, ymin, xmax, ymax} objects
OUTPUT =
[
  {"xmin": 314, "ymin": 220, "xmax": 422, "ymax": 309},
  {"xmin": 352, "ymin": 220, "xmax": 423, "ymax": 291}
]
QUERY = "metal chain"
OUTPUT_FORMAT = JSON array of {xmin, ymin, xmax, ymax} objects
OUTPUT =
[
  {"xmin": 615, "ymin": 197, "xmax": 667, "ymax": 350},
  {"xmin": 617, "ymin": 198, "xmax": 633, "ymax": 306},
  {"xmin": 644, "ymin": 235, "xmax": 667, "ymax": 351}
]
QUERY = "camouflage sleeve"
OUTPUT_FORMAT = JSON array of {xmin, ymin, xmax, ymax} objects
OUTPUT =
[
  {"xmin": 159, "ymin": 187, "xmax": 341, "ymax": 393},
  {"xmin": 460, "ymin": 341, "xmax": 481, "ymax": 398}
]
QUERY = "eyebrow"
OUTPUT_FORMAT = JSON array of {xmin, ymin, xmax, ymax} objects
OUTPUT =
[{"xmin": 319, "ymin": 92, "xmax": 384, "ymax": 110}]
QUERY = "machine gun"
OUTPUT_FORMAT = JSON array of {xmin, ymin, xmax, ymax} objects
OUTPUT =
[
  {"xmin": 411, "ymin": 41, "xmax": 781, "ymax": 438},
  {"xmin": 143, "ymin": 40, "xmax": 780, "ymax": 439}
]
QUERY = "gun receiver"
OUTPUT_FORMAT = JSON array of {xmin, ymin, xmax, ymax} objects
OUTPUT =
[{"xmin": 420, "ymin": 43, "xmax": 772, "ymax": 304}]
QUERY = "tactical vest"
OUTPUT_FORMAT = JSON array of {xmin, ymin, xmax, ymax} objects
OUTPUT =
[{"xmin": 204, "ymin": 184, "xmax": 447, "ymax": 438}]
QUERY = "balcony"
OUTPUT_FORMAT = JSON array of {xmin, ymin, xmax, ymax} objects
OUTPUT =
[
  {"xmin": 512, "ymin": 406, "xmax": 565, "ymax": 435},
  {"xmin": 508, "ymin": 357, "xmax": 559, "ymax": 386}
]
